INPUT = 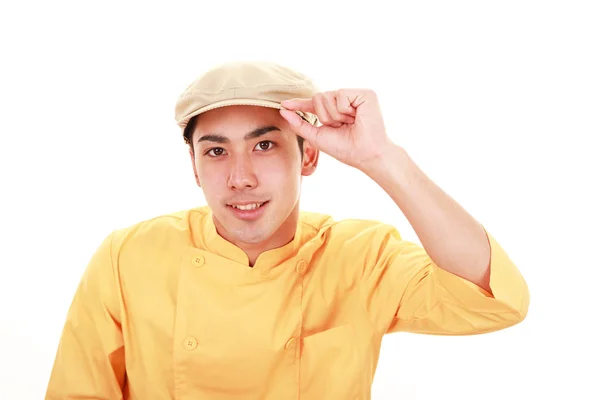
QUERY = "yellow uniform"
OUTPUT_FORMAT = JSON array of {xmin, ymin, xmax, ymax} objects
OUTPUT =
[{"xmin": 46, "ymin": 206, "xmax": 529, "ymax": 399}]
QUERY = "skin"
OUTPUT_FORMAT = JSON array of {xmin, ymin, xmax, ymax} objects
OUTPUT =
[
  {"xmin": 188, "ymin": 88, "xmax": 492, "ymax": 292},
  {"xmin": 280, "ymin": 89, "xmax": 492, "ymax": 292},
  {"xmin": 189, "ymin": 105, "xmax": 319, "ymax": 266}
]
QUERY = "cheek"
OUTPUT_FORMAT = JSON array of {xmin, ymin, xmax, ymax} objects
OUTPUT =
[
  {"xmin": 197, "ymin": 163, "xmax": 228, "ymax": 193},
  {"xmin": 256, "ymin": 156, "xmax": 301, "ymax": 189}
]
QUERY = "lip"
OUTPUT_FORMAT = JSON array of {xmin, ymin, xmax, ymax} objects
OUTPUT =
[
  {"xmin": 227, "ymin": 200, "xmax": 269, "ymax": 206},
  {"xmin": 226, "ymin": 201, "xmax": 269, "ymax": 221}
]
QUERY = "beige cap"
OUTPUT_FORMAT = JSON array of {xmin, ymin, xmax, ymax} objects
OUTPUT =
[{"xmin": 174, "ymin": 61, "xmax": 320, "ymax": 135}]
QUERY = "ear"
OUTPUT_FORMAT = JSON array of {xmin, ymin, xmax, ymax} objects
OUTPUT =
[
  {"xmin": 301, "ymin": 140, "xmax": 319, "ymax": 177},
  {"xmin": 189, "ymin": 147, "xmax": 201, "ymax": 187}
]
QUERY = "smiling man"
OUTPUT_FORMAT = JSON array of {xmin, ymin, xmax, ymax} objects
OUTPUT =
[
  {"xmin": 188, "ymin": 105, "xmax": 315, "ymax": 266},
  {"xmin": 46, "ymin": 61, "xmax": 530, "ymax": 399}
]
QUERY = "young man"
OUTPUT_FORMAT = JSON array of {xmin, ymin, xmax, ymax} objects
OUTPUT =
[{"xmin": 46, "ymin": 61, "xmax": 530, "ymax": 399}]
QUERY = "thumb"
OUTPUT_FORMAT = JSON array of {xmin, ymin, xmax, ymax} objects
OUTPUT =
[{"xmin": 279, "ymin": 109, "xmax": 318, "ymax": 143}]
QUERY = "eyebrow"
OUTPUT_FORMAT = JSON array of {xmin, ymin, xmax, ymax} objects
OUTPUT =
[{"xmin": 197, "ymin": 125, "xmax": 281, "ymax": 144}]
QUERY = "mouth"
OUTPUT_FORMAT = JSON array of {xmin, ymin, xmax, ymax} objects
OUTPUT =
[{"xmin": 226, "ymin": 201, "xmax": 270, "ymax": 220}]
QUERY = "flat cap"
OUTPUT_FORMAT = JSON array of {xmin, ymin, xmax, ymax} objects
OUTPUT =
[{"xmin": 175, "ymin": 61, "xmax": 320, "ymax": 134}]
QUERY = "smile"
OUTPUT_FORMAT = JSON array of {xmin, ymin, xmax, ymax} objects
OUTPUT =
[
  {"xmin": 226, "ymin": 201, "xmax": 270, "ymax": 221},
  {"xmin": 229, "ymin": 202, "xmax": 268, "ymax": 211}
]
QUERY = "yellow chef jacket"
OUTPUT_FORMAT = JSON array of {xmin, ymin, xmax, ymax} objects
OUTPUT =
[{"xmin": 46, "ymin": 205, "xmax": 529, "ymax": 400}]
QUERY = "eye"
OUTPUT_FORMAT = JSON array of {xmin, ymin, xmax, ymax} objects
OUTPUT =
[
  {"xmin": 255, "ymin": 141, "xmax": 275, "ymax": 151},
  {"xmin": 205, "ymin": 147, "xmax": 226, "ymax": 157}
]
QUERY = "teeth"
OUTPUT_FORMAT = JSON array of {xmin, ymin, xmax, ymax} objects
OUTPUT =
[{"xmin": 232, "ymin": 202, "xmax": 264, "ymax": 211}]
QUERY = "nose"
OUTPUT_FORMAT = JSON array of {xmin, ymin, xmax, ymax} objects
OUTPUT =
[{"xmin": 227, "ymin": 154, "xmax": 258, "ymax": 190}]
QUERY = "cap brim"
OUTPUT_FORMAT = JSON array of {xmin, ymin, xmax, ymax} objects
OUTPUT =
[{"xmin": 178, "ymin": 98, "xmax": 316, "ymax": 129}]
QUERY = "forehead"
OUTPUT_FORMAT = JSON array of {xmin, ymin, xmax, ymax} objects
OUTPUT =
[{"xmin": 192, "ymin": 105, "xmax": 286, "ymax": 138}]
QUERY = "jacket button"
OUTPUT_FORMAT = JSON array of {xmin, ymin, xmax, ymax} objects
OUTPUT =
[
  {"xmin": 183, "ymin": 336, "xmax": 198, "ymax": 350},
  {"xmin": 296, "ymin": 260, "xmax": 306, "ymax": 275},
  {"xmin": 191, "ymin": 255, "xmax": 205, "ymax": 268},
  {"xmin": 285, "ymin": 337, "xmax": 296, "ymax": 349}
]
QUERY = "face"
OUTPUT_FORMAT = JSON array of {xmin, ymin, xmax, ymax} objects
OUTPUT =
[{"xmin": 189, "ymin": 105, "xmax": 319, "ymax": 249}]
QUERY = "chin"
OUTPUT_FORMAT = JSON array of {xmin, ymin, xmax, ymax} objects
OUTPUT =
[
  {"xmin": 212, "ymin": 199, "xmax": 290, "ymax": 245},
  {"xmin": 214, "ymin": 212, "xmax": 269, "ymax": 241},
  {"xmin": 230, "ymin": 226, "xmax": 274, "ymax": 244}
]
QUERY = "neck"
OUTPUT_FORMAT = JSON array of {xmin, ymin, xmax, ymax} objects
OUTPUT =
[{"xmin": 215, "ymin": 203, "xmax": 300, "ymax": 267}]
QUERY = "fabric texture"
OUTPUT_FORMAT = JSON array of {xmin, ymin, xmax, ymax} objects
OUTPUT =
[{"xmin": 46, "ymin": 206, "xmax": 529, "ymax": 399}]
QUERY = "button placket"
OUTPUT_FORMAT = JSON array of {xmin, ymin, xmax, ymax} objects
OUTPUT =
[{"xmin": 287, "ymin": 258, "xmax": 306, "ymax": 362}]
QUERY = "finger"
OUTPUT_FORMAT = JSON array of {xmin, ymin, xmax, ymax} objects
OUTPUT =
[
  {"xmin": 321, "ymin": 94, "xmax": 343, "ymax": 128},
  {"xmin": 279, "ymin": 109, "xmax": 319, "ymax": 143},
  {"xmin": 313, "ymin": 93, "xmax": 339, "ymax": 127},
  {"xmin": 334, "ymin": 90, "xmax": 357, "ymax": 117},
  {"xmin": 280, "ymin": 98, "xmax": 315, "ymax": 113},
  {"xmin": 323, "ymin": 92, "xmax": 355, "ymax": 126}
]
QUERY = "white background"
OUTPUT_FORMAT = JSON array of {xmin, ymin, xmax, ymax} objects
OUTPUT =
[{"xmin": 1, "ymin": 0, "xmax": 599, "ymax": 399}]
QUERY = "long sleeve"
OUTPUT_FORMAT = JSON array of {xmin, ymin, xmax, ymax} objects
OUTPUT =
[
  {"xmin": 360, "ymin": 224, "xmax": 530, "ymax": 336},
  {"xmin": 46, "ymin": 232, "xmax": 126, "ymax": 399}
]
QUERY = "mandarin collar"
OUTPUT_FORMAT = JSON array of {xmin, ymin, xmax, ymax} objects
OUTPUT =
[{"xmin": 190, "ymin": 206, "xmax": 308, "ymax": 273}]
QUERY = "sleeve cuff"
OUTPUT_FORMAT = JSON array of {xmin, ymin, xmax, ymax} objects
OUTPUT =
[{"xmin": 431, "ymin": 227, "xmax": 530, "ymax": 317}]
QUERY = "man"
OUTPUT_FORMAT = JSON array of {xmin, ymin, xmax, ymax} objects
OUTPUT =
[{"xmin": 46, "ymin": 61, "xmax": 529, "ymax": 399}]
